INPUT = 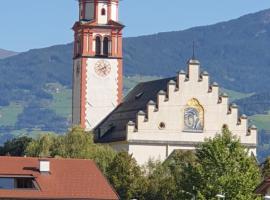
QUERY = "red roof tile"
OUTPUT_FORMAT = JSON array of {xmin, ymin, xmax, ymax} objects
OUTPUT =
[{"xmin": 0, "ymin": 156, "xmax": 119, "ymax": 200}]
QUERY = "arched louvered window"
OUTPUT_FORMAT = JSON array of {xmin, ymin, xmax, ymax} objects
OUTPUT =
[
  {"xmin": 101, "ymin": 8, "xmax": 106, "ymax": 16},
  {"xmin": 103, "ymin": 37, "xmax": 109, "ymax": 57},
  {"xmin": 95, "ymin": 36, "xmax": 101, "ymax": 56}
]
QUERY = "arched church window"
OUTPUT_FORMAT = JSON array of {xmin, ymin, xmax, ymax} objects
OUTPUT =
[
  {"xmin": 103, "ymin": 37, "xmax": 109, "ymax": 57},
  {"xmin": 101, "ymin": 8, "xmax": 106, "ymax": 16},
  {"xmin": 95, "ymin": 36, "xmax": 101, "ymax": 56},
  {"xmin": 184, "ymin": 98, "xmax": 204, "ymax": 132}
]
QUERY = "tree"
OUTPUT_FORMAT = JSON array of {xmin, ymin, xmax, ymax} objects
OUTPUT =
[
  {"xmin": 143, "ymin": 160, "xmax": 177, "ymax": 200},
  {"xmin": 262, "ymin": 157, "xmax": 270, "ymax": 179},
  {"xmin": 25, "ymin": 127, "xmax": 116, "ymax": 174},
  {"xmin": 165, "ymin": 150, "xmax": 198, "ymax": 199},
  {"xmin": 26, "ymin": 133, "xmax": 56, "ymax": 157},
  {"xmin": 0, "ymin": 136, "xmax": 32, "ymax": 156},
  {"xmin": 185, "ymin": 128, "xmax": 261, "ymax": 200},
  {"xmin": 107, "ymin": 152, "xmax": 147, "ymax": 200}
]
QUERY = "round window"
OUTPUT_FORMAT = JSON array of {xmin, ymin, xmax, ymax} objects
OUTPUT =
[{"xmin": 159, "ymin": 122, "xmax": 166, "ymax": 130}]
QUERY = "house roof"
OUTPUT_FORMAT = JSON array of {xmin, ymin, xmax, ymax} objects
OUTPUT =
[
  {"xmin": 254, "ymin": 177, "xmax": 270, "ymax": 195},
  {"xmin": 0, "ymin": 156, "xmax": 119, "ymax": 200},
  {"xmin": 94, "ymin": 77, "xmax": 175, "ymax": 143}
]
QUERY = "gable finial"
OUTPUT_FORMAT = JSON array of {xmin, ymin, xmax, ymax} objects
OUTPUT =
[{"xmin": 192, "ymin": 40, "xmax": 196, "ymax": 60}]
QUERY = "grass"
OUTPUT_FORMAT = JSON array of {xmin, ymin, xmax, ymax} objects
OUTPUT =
[
  {"xmin": 0, "ymin": 102, "xmax": 23, "ymax": 126},
  {"xmin": 250, "ymin": 111, "xmax": 270, "ymax": 130},
  {"xmin": 221, "ymin": 88, "xmax": 253, "ymax": 101},
  {"xmin": 48, "ymin": 87, "xmax": 72, "ymax": 119}
]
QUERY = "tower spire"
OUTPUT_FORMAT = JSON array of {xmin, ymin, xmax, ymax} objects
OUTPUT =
[{"xmin": 192, "ymin": 40, "xmax": 196, "ymax": 60}]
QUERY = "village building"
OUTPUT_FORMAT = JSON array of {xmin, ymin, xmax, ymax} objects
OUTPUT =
[
  {"xmin": 0, "ymin": 156, "xmax": 119, "ymax": 200},
  {"xmin": 255, "ymin": 177, "xmax": 270, "ymax": 199},
  {"xmin": 72, "ymin": 0, "xmax": 257, "ymax": 165}
]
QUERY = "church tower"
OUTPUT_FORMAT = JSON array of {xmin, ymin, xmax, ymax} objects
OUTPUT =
[{"xmin": 72, "ymin": 0, "xmax": 124, "ymax": 130}]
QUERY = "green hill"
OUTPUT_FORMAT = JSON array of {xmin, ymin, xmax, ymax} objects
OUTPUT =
[{"xmin": 1, "ymin": 9, "xmax": 270, "ymax": 159}]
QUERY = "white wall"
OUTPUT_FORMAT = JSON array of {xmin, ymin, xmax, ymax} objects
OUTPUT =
[
  {"xmin": 72, "ymin": 59, "xmax": 82, "ymax": 125},
  {"xmin": 85, "ymin": 58, "xmax": 119, "ymax": 129},
  {"xmin": 111, "ymin": 2, "xmax": 118, "ymax": 21},
  {"xmin": 97, "ymin": 3, "xmax": 108, "ymax": 24},
  {"xmin": 123, "ymin": 59, "xmax": 257, "ymax": 165}
]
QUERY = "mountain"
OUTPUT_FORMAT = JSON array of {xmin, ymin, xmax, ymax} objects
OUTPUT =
[
  {"xmin": 123, "ymin": 8, "xmax": 270, "ymax": 93},
  {"xmin": 0, "ymin": 49, "xmax": 19, "ymax": 59},
  {"xmin": 1, "ymin": 8, "xmax": 270, "ymax": 153}
]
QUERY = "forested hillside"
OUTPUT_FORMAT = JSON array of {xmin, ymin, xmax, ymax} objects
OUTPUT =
[
  {"xmin": 0, "ymin": 9, "xmax": 270, "ymax": 159},
  {"xmin": 0, "ymin": 49, "xmax": 18, "ymax": 59}
]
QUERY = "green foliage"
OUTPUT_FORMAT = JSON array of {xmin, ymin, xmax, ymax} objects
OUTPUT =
[
  {"xmin": 25, "ymin": 127, "xmax": 116, "ymax": 174},
  {"xmin": 235, "ymin": 93, "xmax": 270, "ymax": 116},
  {"xmin": 0, "ymin": 136, "xmax": 32, "ymax": 156},
  {"xmin": 143, "ymin": 160, "xmax": 177, "ymax": 200},
  {"xmin": 4, "ymin": 128, "xmax": 264, "ymax": 200},
  {"xmin": 26, "ymin": 133, "xmax": 56, "ymax": 157},
  {"xmin": 185, "ymin": 128, "xmax": 261, "ymax": 200},
  {"xmin": 107, "ymin": 152, "xmax": 147, "ymax": 200},
  {"xmin": 262, "ymin": 157, "xmax": 270, "ymax": 179}
]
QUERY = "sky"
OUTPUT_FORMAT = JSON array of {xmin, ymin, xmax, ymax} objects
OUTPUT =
[{"xmin": 0, "ymin": 0, "xmax": 270, "ymax": 52}]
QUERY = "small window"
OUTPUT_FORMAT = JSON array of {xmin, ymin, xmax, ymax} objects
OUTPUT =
[
  {"xmin": 95, "ymin": 36, "xmax": 101, "ymax": 56},
  {"xmin": 103, "ymin": 37, "xmax": 109, "ymax": 57},
  {"xmin": 222, "ymin": 124, "xmax": 229, "ymax": 130},
  {"xmin": 159, "ymin": 122, "xmax": 166, "ymax": 130},
  {"xmin": 101, "ymin": 8, "xmax": 106, "ymax": 16}
]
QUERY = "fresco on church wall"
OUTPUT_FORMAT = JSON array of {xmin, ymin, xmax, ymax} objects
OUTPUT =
[{"xmin": 184, "ymin": 98, "xmax": 204, "ymax": 132}]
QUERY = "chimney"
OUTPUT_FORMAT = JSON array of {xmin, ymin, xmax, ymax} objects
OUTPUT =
[{"xmin": 39, "ymin": 159, "xmax": 50, "ymax": 174}]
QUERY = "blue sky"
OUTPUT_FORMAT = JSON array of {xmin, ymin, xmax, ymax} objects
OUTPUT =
[{"xmin": 0, "ymin": 0, "xmax": 270, "ymax": 52}]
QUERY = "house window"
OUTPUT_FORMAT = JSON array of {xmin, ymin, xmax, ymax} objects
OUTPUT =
[
  {"xmin": 101, "ymin": 8, "xmax": 106, "ymax": 16},
  {"xmin": 103, "ymin": 37, "xmax": 109, "ymax": 57},
  {"xmin": 0, "ymin": 177, "xmax": 37, "ymax": 190},
  {"xmin": 0, "ymin": 178, "xmax": 14, "ymax": 189},
  {"xmin": 95, "ymin": 36, "xmax": 101, "ymax": 56},
  {"xmin": 15, "ymin": 178, "xmax": 35, "ymax": 189}
]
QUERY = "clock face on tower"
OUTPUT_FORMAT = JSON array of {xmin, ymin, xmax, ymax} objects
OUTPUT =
[{"xmin": 94, "ymin": 60, "xmax": 111, "ymax": 77}]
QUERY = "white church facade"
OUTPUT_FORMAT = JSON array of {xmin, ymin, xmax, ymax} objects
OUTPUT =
[{"xmin": 72, "ymin": 0, "xmax": 257, "ymax": 165}]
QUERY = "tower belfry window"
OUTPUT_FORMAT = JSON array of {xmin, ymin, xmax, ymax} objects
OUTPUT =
[
  {"xmin": 103, "ymin": 37, "xmax": 109, "ymax": 57},
  {"xmin": 95, "ymin": 36, "xmax": 101, "ymax": 56},
  {"xmin": 101, "ymin": 8, "xmax": 106, "ymax": 16}
]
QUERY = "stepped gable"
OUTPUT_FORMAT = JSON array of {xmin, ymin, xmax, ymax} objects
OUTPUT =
[
  {"xmin": 94, "ymin": 77, "xmax": 175, "ymax": 143},
  {"xmin": 94, "ymin": 58, "xmax": 257, "ymax": 148}
]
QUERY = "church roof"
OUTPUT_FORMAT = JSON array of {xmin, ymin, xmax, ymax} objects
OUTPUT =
[{"xmin": 94, "ymin": 77, "xmax": 175, "ymax": 143}]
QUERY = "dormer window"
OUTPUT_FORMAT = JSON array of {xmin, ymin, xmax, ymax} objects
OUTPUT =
[
  {"xmin": 0, "ymin": 177, "xmax": 38, "ymax": 190},
  {"xmin": 101, "ymin": 8, "xmax": 106, "ymax": 16}
]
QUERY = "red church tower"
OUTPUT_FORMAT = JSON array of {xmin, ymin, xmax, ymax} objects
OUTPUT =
[{"xmin": 72, "ymin": 0, "xmax": 124, "ymax": 130}]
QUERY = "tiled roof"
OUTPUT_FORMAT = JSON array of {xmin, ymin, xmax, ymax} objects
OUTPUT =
[
  {"xmin": 254, "ymin": 177, "xmax": 270, "ymax": 195},
  {"xmin": 94, "ymin": 77, "xmax": 175, "ymax": 143},
  {"xmin": 0, "ymin": 156, "xmax": 119, "ymax": 200}
]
